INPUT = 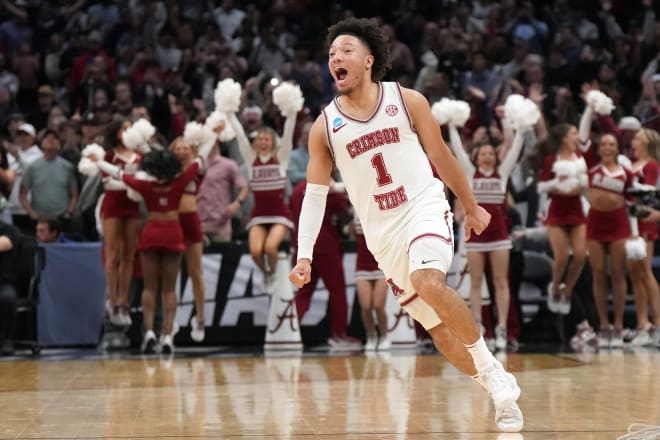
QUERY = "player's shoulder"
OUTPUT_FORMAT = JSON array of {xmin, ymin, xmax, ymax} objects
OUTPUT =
[{"xmin": 308, "ymin": 114, "xmax": 329, "ymax": 147}]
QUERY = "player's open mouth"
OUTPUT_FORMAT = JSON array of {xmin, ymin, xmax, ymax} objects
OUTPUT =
[{"xmin": 335, "ymin": 68, "xmax": 348, "ymax": 82}]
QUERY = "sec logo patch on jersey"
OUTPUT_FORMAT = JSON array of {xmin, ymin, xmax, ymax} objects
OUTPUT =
[{"xmin": 385, "ymin": 105, "xmax": 398, "ymax": 116}]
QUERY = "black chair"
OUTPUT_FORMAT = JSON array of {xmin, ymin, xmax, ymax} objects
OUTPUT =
[{"xmin": 13, "ymin": 234, "xmax": 45, "ymax": 356}]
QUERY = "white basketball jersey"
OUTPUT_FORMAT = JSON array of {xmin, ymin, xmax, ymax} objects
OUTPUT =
[{"xmin": 322, "ymin": 82, "xmax": 446, "ymax": 253}]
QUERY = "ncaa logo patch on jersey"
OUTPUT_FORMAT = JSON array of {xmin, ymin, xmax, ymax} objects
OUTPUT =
[
  {"xmin": 332, "ymin": 117, "xmax": 347, "ymax": 133},
  {"xmin": 385, "ymin": 105, "xmax": 398, "ymax": 116}
]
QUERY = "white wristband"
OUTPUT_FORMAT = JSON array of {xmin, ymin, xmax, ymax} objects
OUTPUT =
[{"xmin": 297, "ymin": 183, "xmax": 329, "ymax": 261}]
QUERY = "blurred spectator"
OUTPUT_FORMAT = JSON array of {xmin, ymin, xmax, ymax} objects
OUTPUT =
[
  {"xmin": 0, "ymin": 2, "xmax": 32, "ymax": 59},
  {"xmin": 69, "ymin": 31, "xmax": 117, "ymax": 93},
  {"xmin": 0, "ymin": 218, "xmax": 21, "ymax": 356},
  {"xmin": 213, "ymin": 0, "xmax": 245, "ymax": 41},
  {"xmin": 28, "ymin": 84, "xmax": 55, "ymax": 132},
  {"xmin": 6, "ymin": 122, "xmax": 42, "ymax": 233},
  {"xmin": 197, "ymin": 145, "xmax": 248, "ymax": 243},
  {"xmin": 248, "ymin": 26, "xmax": 291, "ymax": 79},
  {"xmin": 154, "ymin": 27, "xmax": 182, "ymax": 72},
  {"xmin": 0, "ymin": 53, "xmax": 18, "ymax": 98},
  {"xmin": 20, "ymin": 129, "xmax": 78, "ymax": 225},
  {"xmin": 36, "ymin": 217, "xmax": 73, "ymax": 243},
  {"xmin": 113, "ymin": 79, "xmax": 134, "ymax": 117},
  {"xmin": 505, "ymin": 1, "xmax": 548, "ymax": 54},
  {"xmin": 287, "ymin": 120, "xmax": 313, "ymax": 187},
  {"xmin": 0, "ymin": 87, "xmax": 15, "ymax": 126},
  {"xmin": 12, "ymin": 41, "xmax": 40, "ymax": 113}
]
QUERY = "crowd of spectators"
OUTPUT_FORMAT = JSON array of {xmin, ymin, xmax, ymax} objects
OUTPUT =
[{"xmin": 1, "ymin": 0, "xmax": 660, "ymax": 353}]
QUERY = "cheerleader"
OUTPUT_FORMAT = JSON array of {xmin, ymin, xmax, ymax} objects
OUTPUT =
[
  {"xmin": 172, "ymin": 117, "xmax": 227, "ymax": 343},
  {"xmin": 535, "ymin": 115, "xmax": 592, "ymax": 315},
  {"xmin": 627, "ymin": 128, "xmax": 660, "ymax": 346},
  {"xmin": 353, "ymin": 215, "xmax": 390, "ymax": 351},
  {"xmin": 225, "ymin": 83, "xmax": 300, "ymax": 292},
  {"xmin": 90, "ymin": 135, "xmax": 214, "ymax": 354},
  {"xmin": 584, "ymin": 133, "xmax": 634, "ymax": 348},
  {"xmin": 100, "ymin": 119, "xmax": 142, "ymax": 327},
  {"xmin": 442, "ymin": 95, "xmax": 535, "ymax": 350}
]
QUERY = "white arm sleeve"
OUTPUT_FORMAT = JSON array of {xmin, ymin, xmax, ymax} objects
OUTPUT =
[
  {"xmin": 97, "ymin": 160, "xmax": 122, "ymax": 179},
  {"xmin": 297, "ymin": 183, "xmax": 329, "ymax": 262}
]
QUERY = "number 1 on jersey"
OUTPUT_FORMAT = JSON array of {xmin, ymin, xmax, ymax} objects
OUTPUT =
[{"xmin": 371, "ymin": 153, "xmax": 392, "ymax": 186}]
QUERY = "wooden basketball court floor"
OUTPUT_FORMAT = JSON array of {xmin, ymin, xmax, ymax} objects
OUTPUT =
[{"xmin": 0, "ymin": 348, "xmax": 658, "ymax": 439}]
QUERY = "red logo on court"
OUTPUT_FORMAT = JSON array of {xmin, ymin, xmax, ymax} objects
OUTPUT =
[{"xmin": 385, "ymin": 105, "xmax": 398, "ymax": 116}]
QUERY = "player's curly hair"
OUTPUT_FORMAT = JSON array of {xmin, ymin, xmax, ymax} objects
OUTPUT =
[
  {"xmin": 327, "ymin": 17, "xmax": 391, "ymax": 82},
  {"xmin": 140, "ymin": 149, "xmax": 182, "ymax": 183}
]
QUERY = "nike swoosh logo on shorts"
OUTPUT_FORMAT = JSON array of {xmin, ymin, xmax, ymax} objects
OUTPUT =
[{"xmin": 421, "ymin": 259, "xmax": 440, "ymax": 264}]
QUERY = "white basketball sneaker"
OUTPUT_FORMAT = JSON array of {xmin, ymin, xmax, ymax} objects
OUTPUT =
[
  {"xmin": 482, "ymin": 360, "xmax": 521, "ymax": 410},
  {"xmin": 190, "ymin": 315, "xmax": 205, "ymax": 343},
  {"xmin": 495, "ymin": 401, "xmax": 524, "ymax": 432},
  {"xmin": 377, "ymin": 335, "xmax": 392, "ymax": 351},
  {"xmin": 364, "ymin": 335, "xmax": 378, "ymax": 351}
]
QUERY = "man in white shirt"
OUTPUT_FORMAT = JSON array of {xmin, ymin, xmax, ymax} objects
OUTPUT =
[{"xmin": 6, "ymin": 123, "xmax": 42, "ymax": 233}]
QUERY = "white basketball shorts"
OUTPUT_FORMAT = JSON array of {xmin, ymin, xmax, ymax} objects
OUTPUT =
[{"xmin": 373, "ymin": 197, "xmax": 454, "ymax": 330}]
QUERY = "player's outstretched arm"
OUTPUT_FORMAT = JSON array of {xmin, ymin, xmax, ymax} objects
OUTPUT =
[
  {"xmin": 401, "ymin": 87, "xmax": 491, "ymax": 239},
  {"xmin": 289, "ymin": 116, "xmax": 334, "ymax": 288}
]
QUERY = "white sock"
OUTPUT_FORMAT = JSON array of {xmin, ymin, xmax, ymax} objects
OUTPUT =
[{"xmin": 465, "ymin": 336, "xmax": 496, "ymax": 373}]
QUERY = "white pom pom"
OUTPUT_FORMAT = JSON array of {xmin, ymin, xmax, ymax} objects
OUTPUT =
[
  {"xmin": 272, "ymin": 82, "xmax": 304, "ymax": 116},
  {"xmin": 625, "ymin": 237, "xmax": 647, "ymax": 260},
  {"xmin": 586, "ymin": 90, "xmax": 615, "ymax": 115},
  {"xmin": 617, "ymin": 154, "xmax": 632, "ymax": 170},
  {"xmin": 122, "ymin": 126, "xmax": 142, "ymax": 150},
  {"xmin": 504, "ymin": 94, "xmax": 540, "ymax": 130},
  {"xmin": 552, "ymin": 160, "xmax": 577, "ymax": 177},
  {"xmin": 431, "ymin": 98, "xmax": 471, "ymax": 127},
  {"xmin": 183, "ymin": 122, "xmax": 205, "ymax": 147},
  {"xmin": 214, "ymin": 78, "xmax": 242, "ymax": 114},
  {"xmin": 78, "ymin": 157, "xmax": 99, "ymax": 176},
  {"xmin": 81, "ymin": 143, "xmax": 106, "ymax": 161},
  {"xmin": 132, "ymin": 118, "xmax": 156, "ymax": 141},
  {"xmin": 183, "ymin": 121, "xmax": 215, "ymax": 149},
  {"xmin": 205, "ymin": 110, "xmax": 236, "ymax": 142},
  {"xmin": 555, "ymin": 177, "xmax": 580, "ymax": 193}
]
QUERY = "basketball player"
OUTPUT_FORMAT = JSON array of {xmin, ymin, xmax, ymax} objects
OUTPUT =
[{"xmin": 289, "ymin": 18, "xmax": 523, "ymax": 432}]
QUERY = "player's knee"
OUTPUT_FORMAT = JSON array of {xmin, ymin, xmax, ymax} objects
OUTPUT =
[{"xmin": 410, "ymin": 269, "xmax": 447, "ymax": 297}]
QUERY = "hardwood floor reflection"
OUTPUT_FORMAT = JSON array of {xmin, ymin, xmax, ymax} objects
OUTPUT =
[{"xmin": 0, "ymin": 349, "xmax": 658, "ymax": 439}]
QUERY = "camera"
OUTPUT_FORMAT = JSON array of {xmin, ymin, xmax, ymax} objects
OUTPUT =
[{"xmin": 627, "ymin": 186, "xmax": 660, "ymax": 219}]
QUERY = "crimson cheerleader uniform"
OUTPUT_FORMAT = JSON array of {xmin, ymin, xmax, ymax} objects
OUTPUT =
[
  {"xmin": 354, "ymin": 218, "xmax": 384, "ymax": 280},
  {"xmin": 246, "ymin": 155, "xmax": 294, "ymax": 229},
  {"xmin": 122, "ymin": 163, "xmax": 200, "ymax": 252},
  {"xmin": 467, "ymin": 168, "xmax": 511, "ymax": 251},
  {"xmin": 586, "ymin": 163, "xmax": 634, "ymax": 242},
  {"xmin": 632, "ymin": 160, "xmax": 660, "ymax": 241},
  {"xmin": 179, "ymin": 165, "xmax": 205, "ymax": 245},
  {"xmin": 100, "ymin": 149, "xmax": 142, "ymax": 219},
  {"xmin": 539, "ymin": 154, "xmax": 588, "ymax": 226}
]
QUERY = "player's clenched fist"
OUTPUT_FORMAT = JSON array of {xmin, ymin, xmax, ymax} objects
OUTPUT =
[{"xmin": 289, "ymin": 258, "xmax": 312, "ymax": 288}]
